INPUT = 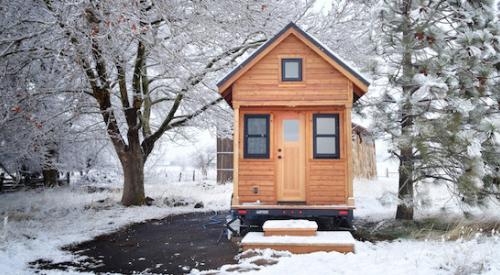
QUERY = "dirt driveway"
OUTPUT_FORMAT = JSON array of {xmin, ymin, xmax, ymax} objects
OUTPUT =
[{"xmin": 35, "ymin": 211, "xmax": 239, "ymax": 274}]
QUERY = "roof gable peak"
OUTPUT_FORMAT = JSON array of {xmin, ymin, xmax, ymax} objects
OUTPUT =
[{"xmin": 217, "ymin": 22, "xmax": 369, "ymax": 99}]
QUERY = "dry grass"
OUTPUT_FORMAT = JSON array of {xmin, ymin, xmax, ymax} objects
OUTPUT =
[
  {"xmin": 444, "ymin": 219, "xmax": 500, "ymax": 240},
  {"xmin": 354, "ymin": 217, "xmax": 500, "ymax": 242}
]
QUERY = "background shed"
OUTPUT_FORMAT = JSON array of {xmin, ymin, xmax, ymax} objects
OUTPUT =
[
  {"xmin": 351, "ymin": 123, "xmax": 377, "ymax": 179},
  {"xmin": 216, "ymin": 124, "xmax": 376, "ymax": 183}
]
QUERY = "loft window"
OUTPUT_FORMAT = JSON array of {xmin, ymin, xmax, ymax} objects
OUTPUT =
[
  {"xmin": 244, "ymin": 114, "xmax": 270, "ymax": 158},
  {"xmin": 313, "ymin": 114, "xmax": 340, "ymax": 159},
  {"xmin": 281, "ymin": 58, "xmax": 302, "ymax": 81}
]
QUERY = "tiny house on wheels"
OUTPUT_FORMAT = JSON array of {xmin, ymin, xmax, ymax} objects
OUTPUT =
[{"xmin": 217, "ymin": 23, "xmax": 370, "ymax": 234}]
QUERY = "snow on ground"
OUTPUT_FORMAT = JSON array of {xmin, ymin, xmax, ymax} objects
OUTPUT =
[
  {"xmin": 354, "ymin": 176, "xmax": 500, "ymax": 221},
  {"xmin": 198, "ymin": 237, "xmax": 500, "ymax": 275},
  {"xmin": 1, "ymin": 167, "xmax": 499, "ymax": 274},
  {"xmin": 194, "ymin": 176, "xmax": 500, "ymax": 275},
  {"xmin": 0, "ymin": 173, "xmax": 231, "ymax": 274}
]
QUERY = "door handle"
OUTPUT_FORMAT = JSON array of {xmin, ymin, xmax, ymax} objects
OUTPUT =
[
  {"xmin": 278, "ymin": 148, "xmax": 282, "ymax": 152},
  {"xmin": 278, "ymin": 155, "xmax": 282, "ymax": 159}
]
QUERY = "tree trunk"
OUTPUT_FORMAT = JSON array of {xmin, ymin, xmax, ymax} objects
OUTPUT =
[
  {"xmin": 202, "ymin": 167, "xmax": 208, "ymax": 179},
  {"xmin": 42, "ymin": 142, "xmax": 59, "ymax": 187},
  {"xmin": 396, "ymin": 148, "xmax": 414, "ymax": 220},
  {"xmin": 396, "ymin": 0, "xmax": 415, "ymax": 220},
  {"xmin": 121, "ymin": 149, "xmax": 145, "ymax": 206},
  {"xmin": 42, "ymin": 169, "xmax": 58, "ymax": 187}
]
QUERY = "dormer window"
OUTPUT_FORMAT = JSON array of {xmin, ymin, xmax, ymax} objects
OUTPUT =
[{"xmin": 281, "ymin": 58, "xmax": 302, "ymax": 81}]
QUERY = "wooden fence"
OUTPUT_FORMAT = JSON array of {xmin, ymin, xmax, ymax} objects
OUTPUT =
[
  {"xmin": 0, "ymin": 172, "xmax": 70, "ymax": 193},
  {"xmin": 216, "ymin": 137, "xmax": 233, "ymax": 184}
]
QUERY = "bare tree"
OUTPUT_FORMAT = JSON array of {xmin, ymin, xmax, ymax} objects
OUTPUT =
[
  {"xmin": 1, "ymin": 0, "xmax": 316, "ymax": 205},
  {"xmin": 192, "ymin": 146, "xmax": 216, "ymax": 180}
]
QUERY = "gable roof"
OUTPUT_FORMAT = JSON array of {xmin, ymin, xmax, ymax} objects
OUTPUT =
[{"xmin": 217, "ymin": 22, "xmax": 370, "ymax": 103}]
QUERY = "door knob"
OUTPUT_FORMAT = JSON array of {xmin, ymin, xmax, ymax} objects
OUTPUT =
[
  {"xmin": 278, "ymin": 156, "xmax": 282, "ymax": 159},
  {"xmin": 278, "ymin": 148, "xmax": 282, "ymax": 152}
]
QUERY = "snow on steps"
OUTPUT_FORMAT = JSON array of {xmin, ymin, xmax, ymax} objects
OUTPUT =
[
  {"xmin": 242, "ymin": 220, "xmax": 355, "ymax": 254},
  {"xmin": 263, "ymin": 220, "xmax": 318, "ymax": 236},
  {"xmin": 241, "ymin": 231, "xmax": 355, "ymax": 254}
]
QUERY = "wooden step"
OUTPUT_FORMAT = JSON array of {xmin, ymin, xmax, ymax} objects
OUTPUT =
[
  {"xmin": 241, "ymin": 231, "xmax": 355, "ymax": 254},
  {"xmin": 263, "ymin": 220, "xmax": 318, "ymax": 236}
]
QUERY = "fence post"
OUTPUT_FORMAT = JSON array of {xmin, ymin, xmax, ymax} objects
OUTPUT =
[
  {"xmin": 192, "ymin": 170, "xmax": 196, "ymax": 181},
  {"xmin": 0, "ymin": 173, "xmax": 4, "ymax": 193},
  {"xmin": 66, "ymin": 172, "xmax": 70, "ymax": 185}
]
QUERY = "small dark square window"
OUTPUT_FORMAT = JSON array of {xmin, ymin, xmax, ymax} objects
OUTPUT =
[
  {"xmin": 244, "ymin": 114, "xmax": 270, "ymax": 158},
  {"xmin": 313, "ymin": 114, "xmax": 340, "ymax": 159},
  {"xmin": 281, "ymin": 58, "xmax": 302, "ymax": 81}
]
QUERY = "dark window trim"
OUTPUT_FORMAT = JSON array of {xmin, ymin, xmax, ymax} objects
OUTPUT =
[
  {"xmin": 244, "ymin": 114, "xmax": 270, "ymax": 159},
  {"xmin": 281, "ymin": 58, "xmax": 303, "ymax": 81},
  {"xmin": 313, "ymin": 113, "xmax": 340, "ymax": 159}
]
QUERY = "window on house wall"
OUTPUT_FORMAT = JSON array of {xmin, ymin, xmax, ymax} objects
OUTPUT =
[
  {"xmin": 281, "ymin": 58, "xmax": 302, "ymax": 81},
  {"xmin": 313, "ymin": 114, "xmax": 339, "ymax": 159},
  {"xmin": 244, "ymin": 114, "xmax": 270, "ymax": 158}
]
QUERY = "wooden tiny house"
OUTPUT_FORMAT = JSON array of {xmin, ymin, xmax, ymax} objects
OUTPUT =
[{"xmin": 218, "ymin": 23, "xmax": 369, "ymax": 228}]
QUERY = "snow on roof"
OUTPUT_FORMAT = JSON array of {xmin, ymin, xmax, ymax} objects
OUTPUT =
[
  {"xmin": 217, "ymin": 22, "xmax": 370, "ymax": 90},
  {"xmin": 263, "ymin": 220, "xmax": 318, "ymax": 230},
  {"xmin": 241, "ymin": 231, "xmax": 356, "ymax": 245}
]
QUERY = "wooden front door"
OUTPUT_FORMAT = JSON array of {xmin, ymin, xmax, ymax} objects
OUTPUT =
[{"xmin": 275, "ymin": 112, "xmax": 306, "ymax": 202}]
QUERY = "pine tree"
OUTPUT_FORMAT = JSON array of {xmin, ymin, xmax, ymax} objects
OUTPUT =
[
  {"xmin": 369, "ymin": 0, "xmax": 499, "ymax": 220},
  {"xmin": 369, "ymin": 0, "xmax": 451, "ymax": 220},
  {"xmin": 432, "ymin": 0, "xmax": 500, "ymax": 204}
]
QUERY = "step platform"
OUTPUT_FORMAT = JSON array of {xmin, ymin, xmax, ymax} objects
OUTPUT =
[
  {"xmin": 263, "ymin": 220, "xmax": 318, "ymax": 236},
  {"xmin": 241, "ymin": 220, "xmax": 355, "ymax": 254}
]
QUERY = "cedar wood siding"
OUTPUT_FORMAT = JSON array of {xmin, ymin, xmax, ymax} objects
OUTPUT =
[
  {"xmin": 233, "ymin": 34, "xmax": 350, "ymax": 105},
  {"xmin": 233, "ymin": 33, "xmax": 351, "ymax": 205}
]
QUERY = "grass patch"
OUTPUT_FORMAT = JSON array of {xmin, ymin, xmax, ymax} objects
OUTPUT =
[{"xmin": 353, "ymin": 218, "xmax": 500, "ymax": 242}]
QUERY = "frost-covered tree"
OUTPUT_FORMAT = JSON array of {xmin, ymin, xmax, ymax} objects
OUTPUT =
[
  {"xmin": 368, "ymin": 0, "xmax": 499, "ymax": 219},
  {"xmin": 0, "ymin": 23, "xmax": 103, "ymax": 185},
  {"xmin": 368, "ymin": 0, "xmax": 453, "ymax": 219},
  {"xmin": 308, "ymin": 0, "xmax": 375, "ymax": 69},
  {"xmin": 428, "ymin": 0, "xmax": 500, "ymax": 204},
  {"xmin": 192, "ymin": 146, "xmax": 216, "ymax": 180},
  {"xmin": 0, "ymin": 84, "xmax": 46, "ymax": 179},
  {"xmin": 1, "ymin": 0, "xmax": 316, "ymax": 205},
  {"xmin": 0, "ymin": 71, "xmax": 68, "ymax": 183}
]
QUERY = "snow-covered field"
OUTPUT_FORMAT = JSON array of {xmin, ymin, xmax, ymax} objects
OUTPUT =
[
  {"xmin": 0, "ymin": 174, "xmax": 230, "ymax": 274},
  {"xmin": 1, "ymin": 172, "xmax": 499, "ymax": 274},
  {"xmin": 198, "ymin": 177, "xmax": 500, "ymax": 275},
  {"xmin": 202, "ymin": 238, "xmax": 500, "ymax": 275},
  {"xmin": 355, "ymin": 177, "xmax": 500, "ymax": 221}
]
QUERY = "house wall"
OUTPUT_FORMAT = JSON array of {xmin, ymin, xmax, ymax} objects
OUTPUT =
[
  {"xmin": 232, "ymin": 34, "xmax": 350, "ymax": 106},
  {"xmin": 230, "ymin": 32, "xmax": 355, "ymax": 206},
  {"xmin": 236, "ymin": 107, "xmax": 348, "ymax": 205},
  {"xmin": 217, "ymin": 127, "xmax": 377, "ymax": 183}
]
